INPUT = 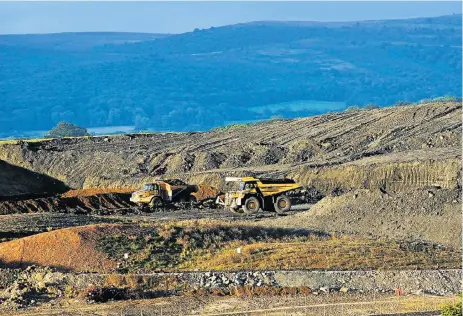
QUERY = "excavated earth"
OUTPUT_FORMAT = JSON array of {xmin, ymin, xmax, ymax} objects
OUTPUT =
[
  {"xmin": 0, "ymin": 102, "xmax": 461, "ymax": 312},
  {"xmin": 0, "ymin": 101, "xmax": 460, "ymax": 243},
  {"xmin": 0, "ymin": 102, "xmax": 460, "ymax": 195},
  {"xmin": 0, "ymin": 193, "xmax": 134, "ymax": 216}
]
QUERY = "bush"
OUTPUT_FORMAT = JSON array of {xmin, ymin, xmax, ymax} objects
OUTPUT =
[
  {"xmin": 45, "ymin": 122, "xmax": 90, "ymax": 138},
  {"xmin": 440, "ymin": 295, "xmax": 462, "ymax": 316},
  {"xmin": 441, "ymin": 301, "xmax": 462, "ymax": 316}
]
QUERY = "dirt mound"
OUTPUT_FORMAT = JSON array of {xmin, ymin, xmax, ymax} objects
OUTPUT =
[
  {"xmin": 0, "ymin": 224, "xmax": 122, "ymax": 272},
  {"xmin": 265, "ymin": 188, "xmax": 462, "ymax": 248},
  {"xmin": 0, "ymin": 193, "xmax": 135, "ymax": 215},
  {"xmin": 0, "ymin": 102, "xmax": 459, "ymax": 192},
  {"xmin": 192, "ymin": 184, "xmax": 221, "ymax": 201},
  {"xmin": 61, "ymin": 188, "xmax": 135, "ymax": 198}
]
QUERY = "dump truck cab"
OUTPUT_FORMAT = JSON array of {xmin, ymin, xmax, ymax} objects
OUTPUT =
[
  {"xmin": 130, "ymin": 180, "xmax": 197, "ymax": 210},
  {"xmin": 218, "ymin": 177, "xmax": 304, "ymax": 214},
  {"xmin": 130, "ymin": 181, "xmax": 173, "ymax": 208}
]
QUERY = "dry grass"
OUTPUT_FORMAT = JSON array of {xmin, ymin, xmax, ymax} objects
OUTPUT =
[
  {"xmin": 97, "ymin": 221, "xmax": 460, "ymax": 273},
  {"xmin": 0, "ymin": 138, "xmax": 51, "ymax": 145},
  {"xmin": 181, "ymin": 235, "xmax": 460, "ymax": 271}
]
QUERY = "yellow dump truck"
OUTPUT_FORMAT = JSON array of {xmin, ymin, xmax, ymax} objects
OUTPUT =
[
  {"xmin": 216, "ymin": 177, "xmax": 304, "ymax": 214},
  {"xmin": 130, "ymin": 180, "xmax": 198, "ymax": 209}
]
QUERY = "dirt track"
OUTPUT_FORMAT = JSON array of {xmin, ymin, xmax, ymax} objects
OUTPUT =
[{"xmin": 9, "ymin": 293, "xmax": 459, "ymax": 316}]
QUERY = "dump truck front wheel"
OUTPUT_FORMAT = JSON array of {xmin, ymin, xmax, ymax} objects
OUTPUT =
[
  {"xmin": 149, "ymin": 197, "xmax": 163, "ymax": 210},
  {"xmin": 243, "ymin": 196, "xmax": 260, "ymax": 214},
  {"xmin": 274, "ymin": 195, "xmax": 291, "ymax": 214},
  {"xmin": 229, "ymin": 206, "xmax": 244, "ymax": 214}
]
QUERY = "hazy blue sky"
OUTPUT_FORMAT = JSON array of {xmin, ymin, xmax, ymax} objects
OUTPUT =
[{"xmin": 0, "ymin": 1, "xmax": 461, "ymax": 34}]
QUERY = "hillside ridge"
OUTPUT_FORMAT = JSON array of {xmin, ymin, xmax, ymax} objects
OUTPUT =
[{"xmin": 0, "ymin": 102, "xmax": 460, "ymax": 195}]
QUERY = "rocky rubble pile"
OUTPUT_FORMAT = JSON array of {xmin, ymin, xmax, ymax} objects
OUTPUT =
[
  {"xmin": 197, "ymin": 271, "xmax": 278, "ymax": 288},
  {"xmin": 183, "ymin": 269, "xmax": 462, "ymax": 296},
  {"xmin": 0, "ymin": 266, "xmax": 66, "ymax": 309}
]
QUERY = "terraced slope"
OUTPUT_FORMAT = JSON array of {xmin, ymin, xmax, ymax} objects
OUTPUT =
[{"xmin": 0, "ymin": 102, "xmax": 460, "ymax": 195}]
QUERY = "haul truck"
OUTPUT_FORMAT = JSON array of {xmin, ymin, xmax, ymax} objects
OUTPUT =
[
  {"xmin": 130, "ymin": 179, "xmax": 198, "ymax": 210},
  {"xmin": 216, "ymin": 177, "xmax": 305, "ymax": 214}
]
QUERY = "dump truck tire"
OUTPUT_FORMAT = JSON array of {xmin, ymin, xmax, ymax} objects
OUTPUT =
[
  {"xmin": 274, "ymin": 195, "xmax": 291, "ymax": 214},
  {"xmin": 229, "ymin": 206, "xmax": 244, "ymax": 214},
  {"xmin": 149, "ymin": 197, "xmax": 163, "ymax": 210},
  {"xmin": 243, "ymin": 196, "xmax": 260, "ymax": 214}
]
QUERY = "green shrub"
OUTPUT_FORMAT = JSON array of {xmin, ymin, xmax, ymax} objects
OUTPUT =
[
  {"xmin": 440, "ymin": 295, "xmax": 462, "ymax": 316},
  {"xmin": 45, "ymin": 122, "xmax": 90, "ymax": 138}
]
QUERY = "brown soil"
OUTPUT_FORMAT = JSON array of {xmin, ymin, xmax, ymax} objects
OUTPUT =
[
  {"xmin": 61, "ymin": 188, "xmax": 135, "ymax": 198},
  {"xmin": 192, "ymin": 184, "xmax": 221, "ymax": 201},
  {"xmin": 0, "ymin": 224, "xmax": 121, "ymax": 272}
]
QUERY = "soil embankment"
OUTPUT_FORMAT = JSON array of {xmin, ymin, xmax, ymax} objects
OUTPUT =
[
  {"xmin": 0, "ymin": 102, "xmax": 460, "ymax": 194},
  {"xmin": 0, "ymin": 193, "xmax": 134, "ymax": 216},
  {"xmin": 265, "ymin": 187, "xmax": 462, "ymax": 248}
]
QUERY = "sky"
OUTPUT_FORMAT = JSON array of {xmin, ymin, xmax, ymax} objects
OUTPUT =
[{"xmin": 0, "ymin": 1, "xmax": 461, "ymax": 35}]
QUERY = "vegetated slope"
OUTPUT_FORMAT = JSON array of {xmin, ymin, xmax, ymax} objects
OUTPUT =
[
  {"xmin": 0, "ymin": 102, "xmax": 460, "ymax": 193},
  {"xmin": 0, "ymin": 160, "xmax": 68, "ymax": 198},
  {"xmin": 265, "ymin": 188, "xmax": 462, "ymax": 249},
  {"xmin": 0, "ymin": 223, "xmax": 458, "ymax": 273},
  {"xmin": 0, "ymin": 15, "xmax": 461, "ymax": 133}
]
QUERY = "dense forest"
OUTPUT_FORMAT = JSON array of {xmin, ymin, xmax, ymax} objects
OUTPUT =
[{"xmin": 0, "ymin": 14, "xmax": 461, "ymax": 136}]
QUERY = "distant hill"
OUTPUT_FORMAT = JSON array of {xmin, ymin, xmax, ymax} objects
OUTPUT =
[
  {"xmin": 0, "ymin": 32, "xmax": 168, "ymax": 50},
  {"xmin": 0, "ymin": 15, "xmax": 461, "ymax": 135}
]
